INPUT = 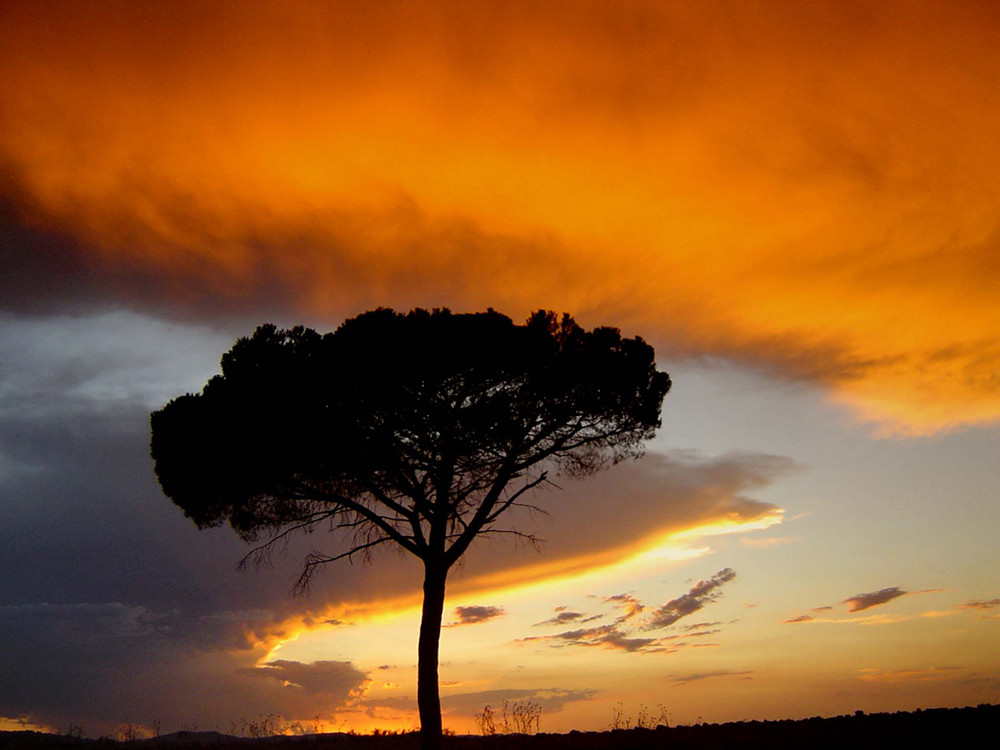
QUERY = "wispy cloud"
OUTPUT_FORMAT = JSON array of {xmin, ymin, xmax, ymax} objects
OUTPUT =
[
  {"xmin": 857, "ymin": 666, "xmax": 961, "ymax": 684},
  {"xmin": 670, "ymin": 670, "xmax": 754, "ymax": 686},
  {"xmin": 534, "ymin": 610, "xmax": 603, "ymax": 627},
  {"xmin": 783, "ymin": 614, "xmax": 815, "ymax": 624},
  {"xmin": 604, "ymin": 593, "xmax": 644, "ymax": 624},
  {"xmin": 520, "ymin": 570, "xmax": 738, "ymax": 653},
  {"xmin": 959, "ymin": 598, "xmax": 1000, "ymax": 611},
  {"xmin": 741, "ymin": 536, "xmax": 798, "ymax": 548},
  {"xmin": 682, "ymin": 621, "xmax": 721, "ymax": 631},
  {"xmin": 643, "ymin": 569, "xmax": 737, "ymax": 629}
]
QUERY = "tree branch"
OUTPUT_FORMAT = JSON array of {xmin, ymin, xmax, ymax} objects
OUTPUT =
[{"xmin": 293, "ymin": 537, "xmax": 396, "ymax": 594}]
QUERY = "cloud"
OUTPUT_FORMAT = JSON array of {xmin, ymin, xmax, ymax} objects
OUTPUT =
[
  {"xmin": 670, "ymin": 670, "xmax": 754, "ymax": 686},
  {"xmin": 644, "ymin": 569, "xmax": 737, "ymax": 629},
  {"xmin": 784, "ymin": 615, "xmax": 815, "ymax": 624},
  {"xmin": 520, "ymin": 571, "xmax": 737, "ymax": 653},
  {"xmin": 0, "ymin": 309, "xmax": 791, "ymax": 734},
  {"xmin": 533, "ymin": 610, "xmax": 602, "ymax": 627},
  {"xmin": 603, "ymin": 594, "xmax": 644, "ymax": 623},
  {"xmin": 520, "ymin": 623, "xmax": 677, "ymax": 654},
  {"xmin": 959, "ymin": 598, "xmax": 1000, "ymax": 610},
  {"xmin": 0, "ymin": 603, "xmax": 366, "ymax": 737},
  {"xmin": 446, "ymin": 605, "xmax": 506, "ymax": 627},
  {"xmin": 244, "ymin": 660, "xmax": 369, "ymax": 698},
  {"xmin": 842, "ymin": 587, "xmax": 909, "ymax": 612},
  {"xmin": 741, "ymin": 536, "xmax": 797, "ymax": 548},
  {"xmin": 454, "ymin": 452, "xmax": 790, "ymax": 594},
  {"xmin": 857, "ymin": 667, "xmax": 961, "ymax": 684},
  {"xmin": 842, "ymin": 586, "xmax": 941, "ymax": 613},
  {"xmin": 3, "ymin": 1, "xmax": 999, "ymax": 433},
  {"xmin": 682, "ymin": 621, "xmax": 721, "ymax": 631}
]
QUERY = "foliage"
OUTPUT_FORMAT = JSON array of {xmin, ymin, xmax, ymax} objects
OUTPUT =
[
  {"xmin": 475, "ymin": 700, "xmax": 542, "ymax": 735},
  {"xmin": 230, "ymin": 713, "xmax": 287, "ymax": 738},
  {"xmin": 62, "ymin": 724, "xmax": 85, "ymax": 741},
  {"xmin": 151, "ymin": 308, "xmax": 669, "ymax": 748},
  {"xmin": 115, "ymin": 723, "xmax": 142, "ymax": 742},
  {"xmin": 610, "ymin": 702, "xmax": 670, "ymax": 730}
]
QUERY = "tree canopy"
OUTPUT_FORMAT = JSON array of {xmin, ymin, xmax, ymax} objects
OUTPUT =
[{"xmin": 150, "ymin": 307, "xmax": 670, "ymax": 747}]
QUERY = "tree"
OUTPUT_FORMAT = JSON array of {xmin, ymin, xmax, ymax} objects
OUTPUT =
[{"xmin": 150, "ymin": 308, "xmax": 670, "ymax": 748}]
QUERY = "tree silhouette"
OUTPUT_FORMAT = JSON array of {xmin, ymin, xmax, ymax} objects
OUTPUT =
[{"xmin": 150, "ymin": 308, "xmax": 670, "ymax": 748}]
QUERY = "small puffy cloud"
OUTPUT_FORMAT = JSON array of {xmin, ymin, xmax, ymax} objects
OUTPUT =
[
  {"xmin": 644, "ymin": 569, "xmax": 737, "ymax": 629},
  {"xmin": 445, "ymin": 605, "xmax": 506, "ymax": 627},
  {"xmin": 245, "ymin": 660, "xmax": 369, "ymax": 699},
  {"xmin": 784, "ymin": 614, "xmax": 815, "ymax": 624}
]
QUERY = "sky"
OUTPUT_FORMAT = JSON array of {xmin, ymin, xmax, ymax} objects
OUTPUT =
[{"xmin": 1, "ymin": 0, "xmax": 997, "ymax": 738}]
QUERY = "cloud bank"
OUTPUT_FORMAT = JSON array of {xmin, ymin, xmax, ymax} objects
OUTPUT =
[{"xmin": 3, "ymin": 0, "xmax": 999, "ymax": 434}]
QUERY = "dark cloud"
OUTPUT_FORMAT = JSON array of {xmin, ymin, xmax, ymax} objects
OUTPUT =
[
  {"xmin": 842, "ymin": 587, "xmax": 908, "ymax": 612},
  {"xmin": 0, "ymin": 196, "xmax": 118, "ymax": 317},
  {"xmin": 784, "ymin": 614, "xmax": 815, "ymax": 624},
  {"xmin": 810, "ymin": 606, "xmax": 834, "ymax": 612},
  {"xmin": 643, "ymin": 569, "xmax": 737, "ymax": 629},
  {"xmin": 445, "ymin": 605, "xmax": 506, "ymax": 627},
  {"xmin": 0, "ymin": 603, "xmax": 366, "ymax": 737},
  {"xmin": 670, "ymin": 670, "xmax": 754, "ymax": 686},
  {"xmin": 0, "ymin": 185, "xmax": 325, "ymax": 325},
  {"xmin": 243, "ymin": 660, "xmax": 369, "ymax": 699},
  {"xmin": 0, "ymin": 309, "xmax": 787, "ymax": 732},
  {"xmin": 454, "ymin": 452, "xmax": 790, "ymax": 590}
]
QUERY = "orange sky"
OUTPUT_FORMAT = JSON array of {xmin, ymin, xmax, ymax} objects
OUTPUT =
[
  {"xmin": 3, "ymin": 0, "xmax": 998, "ymax": 435},
  {"xmin": 1, "ymin": 1, "xmax": 998, "ymax": 737}
]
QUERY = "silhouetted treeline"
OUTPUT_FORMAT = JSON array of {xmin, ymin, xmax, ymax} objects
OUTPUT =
[{"xmin": 2, "ymin": 705, "xmax": 995, "ymax": 750}]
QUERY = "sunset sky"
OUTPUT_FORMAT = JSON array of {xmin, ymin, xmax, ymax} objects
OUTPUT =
[{"xmin": 1, "ymin": 0, "xmax": 997, "ymax": 738}]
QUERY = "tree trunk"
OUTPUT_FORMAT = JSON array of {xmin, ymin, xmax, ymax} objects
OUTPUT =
[{"xmin": 418, "ymin": 559, "xmax": 448, "ymax": 750}]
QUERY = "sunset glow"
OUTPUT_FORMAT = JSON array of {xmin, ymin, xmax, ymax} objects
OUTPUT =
[{"xmin": 1, "ymin": 0, "xmax": 997, "ymax": 739}]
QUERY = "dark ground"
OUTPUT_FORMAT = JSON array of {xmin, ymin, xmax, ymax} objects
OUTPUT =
[{"xmin": 1, "ymin": 704, "xmax": 995, "ymax": 750}]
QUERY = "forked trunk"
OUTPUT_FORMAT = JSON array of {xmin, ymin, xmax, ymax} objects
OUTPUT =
[{"xmin": 418, "ymin": 559, "xmax": 448, "ymax": 750}]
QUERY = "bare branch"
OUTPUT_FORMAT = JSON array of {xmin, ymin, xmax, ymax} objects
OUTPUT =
[{"xmin": 293, "ymin": 537, "xmax": 396, "ymax": 594}]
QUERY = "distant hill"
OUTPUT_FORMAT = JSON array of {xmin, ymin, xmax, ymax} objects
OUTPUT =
[{"xmin": 1, "ymin": 705, "xmax": 996, "ymax": 750}]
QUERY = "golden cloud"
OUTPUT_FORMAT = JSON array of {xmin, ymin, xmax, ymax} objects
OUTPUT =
[{"xmin": 3, "ymin": 1, "xmax": 998, "ymax": 434}]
